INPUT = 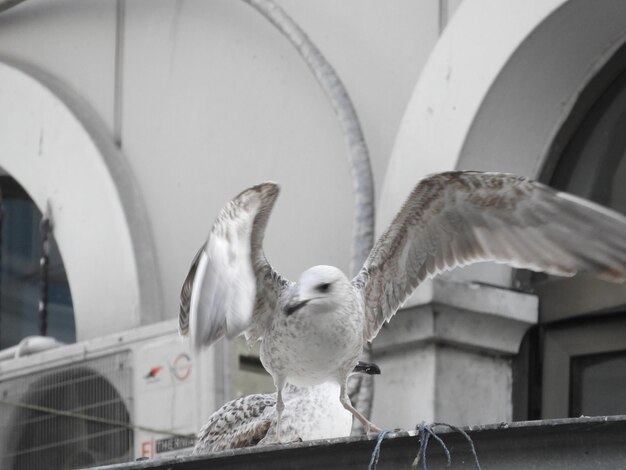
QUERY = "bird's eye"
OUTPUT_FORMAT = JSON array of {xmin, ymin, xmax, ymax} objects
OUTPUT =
[{"xmin": 316, "ymin": 282, "xmax": 331, "ymax": 293}]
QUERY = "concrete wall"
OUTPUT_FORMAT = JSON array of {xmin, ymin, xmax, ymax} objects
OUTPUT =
[{"xmin": 0, "ymin": 0, "xmax": 445, "ymax": 337}]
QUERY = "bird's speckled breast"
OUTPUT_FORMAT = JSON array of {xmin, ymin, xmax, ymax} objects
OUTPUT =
[
  {"xmin": 260, "ymin": 382, "xmax": 352, "ymax": 445},
  {"xmin": 260, "ymin": 296, "xmax": 364, "ymax": 387}
]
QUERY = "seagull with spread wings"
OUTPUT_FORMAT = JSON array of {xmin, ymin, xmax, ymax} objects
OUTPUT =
[{"xmin": 180, "ymin": 171, "xmax": 626, "ymax": 436}]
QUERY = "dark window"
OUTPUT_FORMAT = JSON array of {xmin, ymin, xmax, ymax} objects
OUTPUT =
[
  {"xmin": 515, "ymin": 47, "xmax": 626, "ymax": 345},
  {"xmin": 550, "ymin": 58, "xmax": 626, "ymax": 214},
  {"xmin": 570, "ymin": 351, "xmax": 626, "ymax": 417},
  {"xmin": 518, "ymin": 42, "xmax": 626, "ymax": 420},
  {"xmin": 0, "ymin": 176, "xmax": 75, "ymax": 349}
]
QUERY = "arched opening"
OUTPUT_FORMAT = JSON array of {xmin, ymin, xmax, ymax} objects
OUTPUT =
[
  {"xmin": 0, "ymin": 174, "xmax": 75, "ymax": 348},
  {"xmin": 522, "ymin": 41, "xmax": 626, "ymax": 419},
  {"xmin": 380, "ymin": 0, "xmax": 626, "ymax": 424},
  {"xmin": 0, "ymin": 59, "xmax": 163, "ymax": 339}
]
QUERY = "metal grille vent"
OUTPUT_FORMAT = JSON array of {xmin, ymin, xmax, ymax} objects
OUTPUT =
[{"xmin": 0, "ymin": 352, "xmax": 133, "ymax": 469}]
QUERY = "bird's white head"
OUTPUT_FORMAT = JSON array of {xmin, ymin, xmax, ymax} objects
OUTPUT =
[{"xmin": 284, "ymin": 265, "xmax": 350, "ymax": 316}]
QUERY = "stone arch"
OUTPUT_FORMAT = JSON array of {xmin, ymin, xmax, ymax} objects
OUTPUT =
[
  {"xmin": 379, "ymin": 0, "xmax": 626, "ymax": 287},
  {"xmin": 0, "ymin": 57, "xmax": 163, "ymax": 340}
]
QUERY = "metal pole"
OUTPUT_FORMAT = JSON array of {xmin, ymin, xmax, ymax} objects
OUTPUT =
[
  {"xmin": 38, "ymin": 203, "xmax": 52, "ymax": 337},
  {"xmin": 0, "ymin": 185, "xmax": 3, "ymax": 342}
]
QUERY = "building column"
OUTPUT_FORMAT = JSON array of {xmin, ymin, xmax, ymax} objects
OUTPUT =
[{"xmin": 371, "ymin": 279, "xmax": 537, "ymax": 429}]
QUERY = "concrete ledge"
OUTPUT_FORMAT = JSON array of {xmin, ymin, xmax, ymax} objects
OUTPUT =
[
  {"xmin": 405, "ymin": 279, "xmax": 538, "ymax": 323},
  {"xmin": 92, "ymin": 415, "xmax": 626, "ymax": 469},
  {"xmin": 376, "ymin": 279, "xmax": 538, "ymax": 355}
]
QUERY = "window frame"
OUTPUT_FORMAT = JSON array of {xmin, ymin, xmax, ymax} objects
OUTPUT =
[
  {"xmin": 517, "ymin": 42, "xmax": 626, "ymax": 420},
  {"xmin": 541, "ymin": 314, "xmax": 626, "ymax": 418}
]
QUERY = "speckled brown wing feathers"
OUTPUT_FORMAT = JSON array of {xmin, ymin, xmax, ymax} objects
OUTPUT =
[
  {"xmin": 194, "ymin": 393, "xmax": 275, "ymax": 453},
  {"xmin": 355, "ymin": 171, "xmax": 626, "ymax": 341}
]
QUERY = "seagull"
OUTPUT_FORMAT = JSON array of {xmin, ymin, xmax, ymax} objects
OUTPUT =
[
  {"xmin": 193, "ymin": 361, "xmax": 380, "ymax": 453},
  {"xmin": 180, "ymin": 171, "xmax": 626, "ymax": 435}
]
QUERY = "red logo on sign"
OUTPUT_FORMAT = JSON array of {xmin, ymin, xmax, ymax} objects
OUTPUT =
[{"xmin": 145, "ymin": 366, "xmax": 162, "ymax": 379}]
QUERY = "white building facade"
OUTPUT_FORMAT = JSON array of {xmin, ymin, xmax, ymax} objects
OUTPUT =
[{"xmin": 0, "ymin": 0, "xmax": 626, "ymax": 466}]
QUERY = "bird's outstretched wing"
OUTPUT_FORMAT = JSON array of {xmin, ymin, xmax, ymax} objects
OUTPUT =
[
  {"xmin": 179, "ymin": 182, "xmax": 289, "ymax": 349},
  {"xmin": 354, "ymin": 171, "xmax": 626, "ymax": 342}
]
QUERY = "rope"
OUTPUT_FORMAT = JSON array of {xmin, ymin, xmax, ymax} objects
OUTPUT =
[
  {"xmin": 430, "ymin": 422, "xmax": 481, "ymax": 470},
  {"xmin": 0, "ymin": 397, "xmax": 193, "ymax": 439},
  {"xmin": 366, "ymin": 422, "xmax": 481, "ymax": 470},
  {"xmin": 367, "ymin": 429, "xmax": 391, "ymax": 470},
  {"xmin": 412, "ymin": 422, "xmax": 451, "ymax": 469},
  {"xmin": 412, "ymin": 422, "xmax": 482, "ymax": 470}
]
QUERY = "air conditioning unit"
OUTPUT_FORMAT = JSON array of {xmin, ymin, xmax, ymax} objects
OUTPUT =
[{"xmin": 0, "ymin": 320, "xmax": 220, "ymax": 469}]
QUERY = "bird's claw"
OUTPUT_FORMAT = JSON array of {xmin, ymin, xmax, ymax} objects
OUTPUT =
[{"xmin": 365, "ymin": 422, "xmax": 383, "ymax": 434}]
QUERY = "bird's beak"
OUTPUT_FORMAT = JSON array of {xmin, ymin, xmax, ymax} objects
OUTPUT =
[
  {"xmin": 284, "ymin": 298, "xmax": 310, "ymax": 316},
  {"xmin": 353, "ymin": 361, "xmax": 381, "ymax": 375}
]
